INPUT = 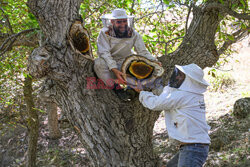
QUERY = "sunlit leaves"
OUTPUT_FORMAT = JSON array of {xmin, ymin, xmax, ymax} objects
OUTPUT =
[
  {"xmin": 163, "ymin": 0, "xmax": 170, "ymax": 5},
  {"xmin": 0, "ymin": 48, "xmax": 28, "ymax": 108},
  {"xmin": 79, "ymin": 0, "xmax": 186, "ymax": 57},
  {"xmin": 135, "ymin": 1, "xmax": 185, "ymax": 56},
  {"xmin": 1, "ymin": 0, "xmax": 38, "ymax": 34}
]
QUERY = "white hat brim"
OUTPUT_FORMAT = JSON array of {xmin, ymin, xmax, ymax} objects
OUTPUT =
[
  {"xmin": 101, "ymin": 14, "xmax": 134, "ymax": 19},
  {"xmin": 175, "ymin": 65, "xmax": 210, "ymax": 86}
]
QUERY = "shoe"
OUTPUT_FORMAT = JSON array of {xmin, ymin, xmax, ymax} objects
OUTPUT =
[
  {"xmin": 126, "ymin": 88, "xmax": 137, "ymax": 99},
  {"xmin": 113, "ymin": 84, "xmax": 134, "ymax": 101}
]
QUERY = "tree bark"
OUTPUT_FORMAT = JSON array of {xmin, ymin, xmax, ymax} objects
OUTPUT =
[
  {"xmin": 26, "ymin": 0, "xmax": 249, "ymax": 166},
  {"xmin": 23, "ymin": 76, "xmax": 39, "ymax": 167},
  {"xmin": 46, "ymin": 101, "xmax": 61, "ymax": 139}
]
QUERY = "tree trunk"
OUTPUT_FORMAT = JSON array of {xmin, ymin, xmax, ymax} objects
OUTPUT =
[
  {"xmin": 23, "ymin": 76, "xmax": 39, "ymax": 167},
  {"xmin": 26, "ymin": 0, "xmax": 239, "ymax": 166},
  {"xmin": 27, "ymin": 1, "xmax": 160, "ymax": 166},
  {"xmin": 46, "ymin": 101, "xmax": 61, "ymax": 139}
]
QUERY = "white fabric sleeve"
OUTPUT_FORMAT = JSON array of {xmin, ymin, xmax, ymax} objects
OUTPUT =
[
  {"xmin": 133, "ymin": 32, "xmax": 156, "ymax": 61},
  {"xmin": 139, "ymin": 88, "xmax": 182, "ymax": 111},
  {"xmin": 97, "ymin": 31, "xmax": 118, "ymax": 70}
]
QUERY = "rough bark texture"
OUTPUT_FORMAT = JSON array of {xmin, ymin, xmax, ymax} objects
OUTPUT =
[
  {"xmin": 23, "ymin": 76, "xmax": 39, "ymax": 167},
  {"xmin": 46, "ymin": 101, "xmax": 61, "ymax": 139},
  {"xmin": 39, "ymin": 85, "xmax": 61, "ymax": 139},
  {"xmin": 26, "ymin": 0, "xmax": 249, "ymax": 166}
]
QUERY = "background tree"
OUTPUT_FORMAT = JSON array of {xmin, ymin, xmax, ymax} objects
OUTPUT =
[
  {"xmin": 0, "ymin": 1, "xmax": 60, "ymax": 165},
  {"xmin": 23, "ymin": 76, "xmax": 39, "ymax": 167}
]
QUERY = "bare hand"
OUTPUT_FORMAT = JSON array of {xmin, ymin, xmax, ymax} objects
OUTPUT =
[
  {"xmin": 111, "ymin": 68, "xmax": 127, "ymax": 84},
  {"xmin": 157, "ymin": 61, "xmax": 162, "ymax": 66},
  {"xmin": 130, "ymin": 85, "xmax": 143, "ymax": 93}
]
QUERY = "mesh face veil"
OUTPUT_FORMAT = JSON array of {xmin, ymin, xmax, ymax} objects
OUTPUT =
[
  {"xmin": 169, "ymin": 67, "xmax": 180, "ymax": 88},
  {"xmin": 101, "ymin": 18, "xmax": 134, "ymax": 29}
]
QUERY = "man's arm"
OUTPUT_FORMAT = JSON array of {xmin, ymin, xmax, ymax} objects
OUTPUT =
[
  {"xmin": 139, "ymin": 87, "xmax": 182, "ymax": 111},
  {"xmin": 97, "ymin": 30, "xmax": 118, "ymax": 70}
]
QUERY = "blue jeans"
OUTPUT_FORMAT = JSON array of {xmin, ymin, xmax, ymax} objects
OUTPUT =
[{"xmin": 166, "ymin": 144, "xmax": 209, "ymax": 167}]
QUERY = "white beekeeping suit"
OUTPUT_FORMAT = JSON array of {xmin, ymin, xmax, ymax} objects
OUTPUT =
[
  {"xmin": 94, "ymin": 8, "xmax": 156, "ymax": 86},
  {"xmin": 139, "ymin": 64, "xmax": 211, "ymax": 144}
]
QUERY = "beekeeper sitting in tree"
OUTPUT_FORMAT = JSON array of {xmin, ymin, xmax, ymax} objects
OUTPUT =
[{"xmin": 94, "ymin": 8, "xmax": 161, "ymax": 101}]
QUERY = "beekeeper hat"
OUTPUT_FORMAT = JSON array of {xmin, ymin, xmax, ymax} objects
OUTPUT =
[
  {"xmin": 101, "ymin": 8, "xmax": 134, "ymax": 19},
  {"xmin": 175, "ymin": 64, "xmax": 210, "ymax": 86}
]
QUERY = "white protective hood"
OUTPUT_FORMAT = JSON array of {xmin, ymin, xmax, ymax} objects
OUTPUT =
[{"xmin": 178, "ymin": 75, "xmax": 208, "ymax": 94}]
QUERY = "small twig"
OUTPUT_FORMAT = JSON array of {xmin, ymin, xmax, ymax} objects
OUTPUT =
[
  {"xmin": 135, "ymin": 11, "xmax": 164, "ymax": 21},
  {"xmin": 212, "ymin": 66, "xmax": 233, "ymax": 72},
  {"xmin": 218, "ymin": 28, "xmax": 249, "ymax": 55},
  {"xmin": 147, "ymin": 36, "xmax": 184, "ymax": 56},
  {"xmin": 185, "ymin": 3, "xmax": 193, "ymax": 35},
  {"xmin": 175, "ymin": 0, "xmax": 190, "ymax": 7},
  {"xmin": 85, "ymin": 1, "xmax": 107, "ymax": 19},
  {"xmin": 148, "ymin": 36, "xmax": 184, "ymax": 45},
  {"xmin": 139, "ymin": 3, "xmax": 163, "ymax": 34},
  {"xmin": 0, "ymin": 7, "xmax": 13, "ymax": 34},
  {"xmin": 130, "ymin": 0, "xmax": 135, "ymax": 15}
]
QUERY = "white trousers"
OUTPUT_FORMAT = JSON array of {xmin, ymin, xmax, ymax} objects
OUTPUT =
[{"xmin": 94, "ymin": 58, "xmax": 121, "ymax": 86}]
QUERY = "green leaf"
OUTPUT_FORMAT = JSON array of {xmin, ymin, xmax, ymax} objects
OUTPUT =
[
  {"xmin": 240, "ymin": 0, "xmax": 246, "ymax": 9},
  {"xmin": 168, "ymin": 4, "xmax": 176, "ymax": 9},
  {"xmin": 163, "ymin": 0, "xmax": 170, "ymax": 5},
  {"xmin": 241, "ymin": 23, "xmax": 247, "ymax": 29},
  {"xmin": 151, "ymin": 28, "xmax": 156, "ymax": 32},
  {"xmin": 228, "ymin": 35, "xmax": 234, "ymax": 41},
  {"xmin": 23, "ymin": 72, "xmax": 30, "ymax": 78},
  {"xmin": 218, "ymin": 0, "xmax": 224, "ymax": 4},
  {"xmin": 33, "ymin": 108, "xmax": 46, "ymax": 113}
]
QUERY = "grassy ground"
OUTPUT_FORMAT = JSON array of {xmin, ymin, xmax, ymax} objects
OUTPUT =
[{"xmin": 0, "ymin": 39, "xmax": 249, "ymax": 167}]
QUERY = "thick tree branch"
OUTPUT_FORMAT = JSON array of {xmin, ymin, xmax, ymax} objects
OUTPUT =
[
  {"xmin": 218, "ymin": 28, "xmax": 250, "ymax": 55},
  {"xmin": 204, "ymin": 3, "xmax": 250, "ymax": 20},
  {"xmin": 0, "ymin": 28, "xmax": 38, "ymax": 57}
]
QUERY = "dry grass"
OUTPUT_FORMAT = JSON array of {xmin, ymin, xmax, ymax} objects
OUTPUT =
[{"xmin": 204, "ymin": 38, "xmax": 250, "ymax": 120}]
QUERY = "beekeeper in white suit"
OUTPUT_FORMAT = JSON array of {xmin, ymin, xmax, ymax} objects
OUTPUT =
[
  {"xmin": 135, "ymin": 64, "xmax": 210, "ymax": 167},
  {"xmin": 94, "ymin": 8, "xmax": 161, "ymax": 101}
]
